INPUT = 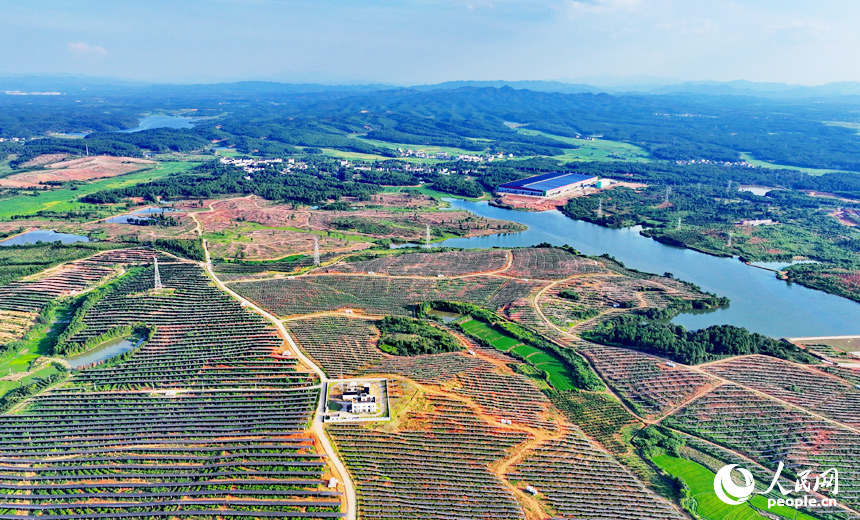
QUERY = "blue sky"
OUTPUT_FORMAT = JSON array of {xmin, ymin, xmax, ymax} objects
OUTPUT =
[{"xmin": 2, "ymin": 0, "xmax": 858, "ymax": 85}]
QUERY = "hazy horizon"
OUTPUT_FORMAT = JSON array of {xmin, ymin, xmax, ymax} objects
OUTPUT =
[{"xmin": 3, "ymin": 1, "xmax": 859, "ymax": 86}]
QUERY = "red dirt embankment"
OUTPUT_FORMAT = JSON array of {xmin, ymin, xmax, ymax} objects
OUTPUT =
[
  {"xmin": 496, "ymin": 182, "xmax": 647, "ymax": 212},
  {"xmin": 0, "ymin": 156, "xmax": 154, "ymax": 189}
]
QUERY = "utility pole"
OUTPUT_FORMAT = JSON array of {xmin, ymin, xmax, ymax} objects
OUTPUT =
[{"xmin": 153, "ymin": 256, "xmax": 163, "ymax": 290}]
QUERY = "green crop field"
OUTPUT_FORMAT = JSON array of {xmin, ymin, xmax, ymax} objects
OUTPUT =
[
  {"xmin": 459, "ymin": 318, "xmax": 522, "ymax": 350},
  {"xmin": 0, "ymin": 161, "xmax": 197, "ymax": 220},
  {"xmin": 380, "ymin": 185, "xmax": 490, "ymax": 202},
  {"xmin": 353, "ymin": 135, "xmax": 488, "ymax": 158},
  {"xmin": 458, "ymin": 316, "xmax": 578, "ymax": 390},
  {"xmin": 739, "ymin": 152, "xmax": 856, "ymax": 176},
  {"xmin": 516, "ymin": 128, "xmax": 652, "ymax": 163},
  {"xmin": 511, "ymin": 344, "xmax": 542, "ymax": 358},
  {"xmin": 652, "ymin": 454, "xmax": 823, "ymax": 520}
]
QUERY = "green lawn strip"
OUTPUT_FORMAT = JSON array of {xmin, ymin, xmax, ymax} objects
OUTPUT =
[
  {"xmin": 511, "ymin": 344, "xmax": 543, "ymax": 358},
  {"xmin": 0, "ymin": 161, "xmax": 197, "ymax": 220},
  {"xmin": 458, "ymin": 318, "xmax": 521, "ymax": 350},
  {"xmin": 380, "ymin": 184, "xmax": 490, "ymax": 202},
  {"xmin": 652, "ymin": 454, "xmax": 822, "ymax": 520},
  {"xmin": 738, "ymin": 152, "xmax": 856, "ymax": 177},
  {"xmin": 515, "ymin": 128, "xmax": 652, "ymax": 163},
  {"xmin": 457, "ymin": 316, "xmax": 577, "ymax": 389},
  {"xmin": 0, "ymin": 301, "xmax": 74, "ymax": 376}
]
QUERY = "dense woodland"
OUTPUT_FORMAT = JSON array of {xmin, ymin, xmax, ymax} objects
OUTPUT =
[
  {"xmin": 583, "ymin": 314, "xmax": 817, "ymax": 365},
  {"xmin": 5, "ymin": 85, "xmax": 860, "ymax": 171},
  {"xmin": 376, "ymin": 316, "xmax": 462, "ymax": 356}
]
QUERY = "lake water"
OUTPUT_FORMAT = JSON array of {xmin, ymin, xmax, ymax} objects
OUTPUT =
[
  {"xmin": 116, "ymin": 115, "xmax": 197, "ymax": 133},
  {"xmin": 106, "ymin": 207, "xmax": 181, "ymax": 224},
  {"xmin": 67, "ymin": 337, "xmax": 143, "ymax": 368},
  {"xmin": 738, "ymin": 185, "xmax": 778, "ymax": 196},
  {"xmin": 0, "ymin": 229, "xmax": 90, "ymax": 246},
  {"xmin": 438, "ymin": 199, "xmax": 860, "ymax": 338}
]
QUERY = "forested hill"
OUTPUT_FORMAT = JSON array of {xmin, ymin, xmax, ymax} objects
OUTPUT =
[{"xmin": 4, "ymin": 83, "xmax": 860, "ymax": 171}]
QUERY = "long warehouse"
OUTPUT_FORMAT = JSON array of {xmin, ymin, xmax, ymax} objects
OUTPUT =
[{"xmin": 496, "ymin": 172, "xmax": 598, "ymax": 197}]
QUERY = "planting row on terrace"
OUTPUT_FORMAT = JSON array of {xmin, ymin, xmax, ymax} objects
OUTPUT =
[
  {"xmin": 328, "ymin": 394, "xmax": 529, "ymax": 520},
  {"xmin": 232, "ymin": 275, "xmax": 516, "ymax": 317},
  {"xmin": 0, "ymin": 389, "xmax": 341, "ymax": 519},
  {"xmin": 704, "ymin": 355, "xmax": 860, "ymax": 429},
  {"xmin": 64, "ymin": 262, "xmax": 317, "ymax": 390},
  {"xmin": 576, "ymin": 340, "xmax": 718, "ymax": 419},
  {"xmin": 508, "ymin": 429, "xmax": 686, "ymax": 520},
  {"xmin": 315, "ymin": 250, "xmax": 510, "ymax": 277},
  {"xmin": 664, "ymin": 384, "xmax": 860, "ymax": 510}
]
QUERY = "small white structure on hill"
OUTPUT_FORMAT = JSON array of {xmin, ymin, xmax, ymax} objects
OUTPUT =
[{"xmin": 343, "ymin": 382, "xmax": 378, "ymax": 414}]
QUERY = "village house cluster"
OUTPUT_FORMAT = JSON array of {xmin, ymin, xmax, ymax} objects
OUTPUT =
[
  {"xmin": 396, "ymin": 147, "xmax": 514, "ymax": 162},
  {"xmin": 675, "ymin": 158, "xmax": 758, "ymax": 168},
  {"xmin": 219, "ymin": 155, "xmax": 309, "ymax": 174}
]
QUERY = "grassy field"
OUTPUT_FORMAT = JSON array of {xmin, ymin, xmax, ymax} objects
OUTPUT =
[
  {"xmin": 352, "ymin": 135, "xmax": 489, "ymax": 158},
  {"xmin": 380, "ymin": 185, "xmax": 490, "ymax": 202},
  {"xmin": 458, "ymin": 317, "xmax": 577, "ymax": 390},
  {"xmin": 516, "ymin": 128, "xmax": 652, "ymax": 163},
  {"xmin": 739, "ymin": 152, "xmax": 856, "ymax": 176},
  {"xmin": 460, "ymin": 318, "xmax": 522, "ymax": 350},
  {"xmin": 823, "ymin": 121, "xmax": 860, "ymax": 134},
  {"xmin": 0, "ymin": 161, "xmax": 197, "ymax": 220},
  {"xmin": 0, "ymin": 363, "xmax": 63, "ymax": 398},
  {"xmin": 204, "ymin": 221, "xmax": 376, "ymax": 246},
  {"xmin": 652, "ymin": 454, "xmax": 823, "ymax": 520}
]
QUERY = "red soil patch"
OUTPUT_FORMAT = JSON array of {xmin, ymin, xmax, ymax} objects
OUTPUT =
[
  {"xmin": 829, "ymin": 209, "xmax": 860, "ymax": 227},
  {"xmin": 18, "ymin": 153, "xmax": 69, "ymax": 168},
  {"xmin": 0, "ymin": 156, "xmax": 154, "ymax": 188},
  {"xmin": 495, "ymin": 183, "xmax": 647, "ymax": 212},
  {"xmin": 198, "ymin": 196, "xmax": 522, "ymax": 260}
]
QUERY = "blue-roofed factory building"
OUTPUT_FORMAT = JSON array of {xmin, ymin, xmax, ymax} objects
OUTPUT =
[{"xmin": 496, "ymin": 172, "xmax": 598, "ymax": 197}]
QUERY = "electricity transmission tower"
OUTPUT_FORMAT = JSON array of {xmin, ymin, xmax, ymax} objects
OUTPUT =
[
  {"xmin": 153, "ymin": 256, "xmax": 163, "ymax": 290},
  {"xmin": 313, "ymin": 237, "xmax": 320, "ymax": 266}
]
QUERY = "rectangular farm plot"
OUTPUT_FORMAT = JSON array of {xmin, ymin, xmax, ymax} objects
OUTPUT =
[
  {"xmin": 460, "ymin": 317, "xmax": 522, "ymax": 350},
  {"xmin": 457, "ymin": 316, "xmax": 580, "ymax": 392}
]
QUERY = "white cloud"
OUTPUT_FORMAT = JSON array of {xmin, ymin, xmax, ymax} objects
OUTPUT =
[
  {"xmin": 67, "ymin": 41, "xmax": 107, "ymax": 57},
  {"xmin": 563, "ymin": 0, "xmax": 640, "ymax": 17}
]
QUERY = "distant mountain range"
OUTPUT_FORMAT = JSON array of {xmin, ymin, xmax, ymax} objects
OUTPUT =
[{"xmin": 3, "ymin": 74, "xmax": 860, "ymax": 100}]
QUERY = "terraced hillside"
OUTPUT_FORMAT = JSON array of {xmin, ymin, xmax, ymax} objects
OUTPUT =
[{"xmin": 0, "ymin": 250, "xmax": 342, "ymax": 519}]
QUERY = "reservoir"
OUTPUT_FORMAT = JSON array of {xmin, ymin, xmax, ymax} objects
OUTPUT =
[
  {"xmin": 67, "ymin": 337, "xmax": 143, "ymax": 368},
  {"xmin": 117, "ymin": 115, "xmax": 197, "ymax": 133},
  {"xmin": 439, "ymin": 199, "xmax": 860, "ymax": 338},
  {"xmin": 0, "ymin": 229, "xmax": 90, "ymax": 246},
  {"xmin": 106, "ymin": 207, "xmax": 182, "ymax": 224}
]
